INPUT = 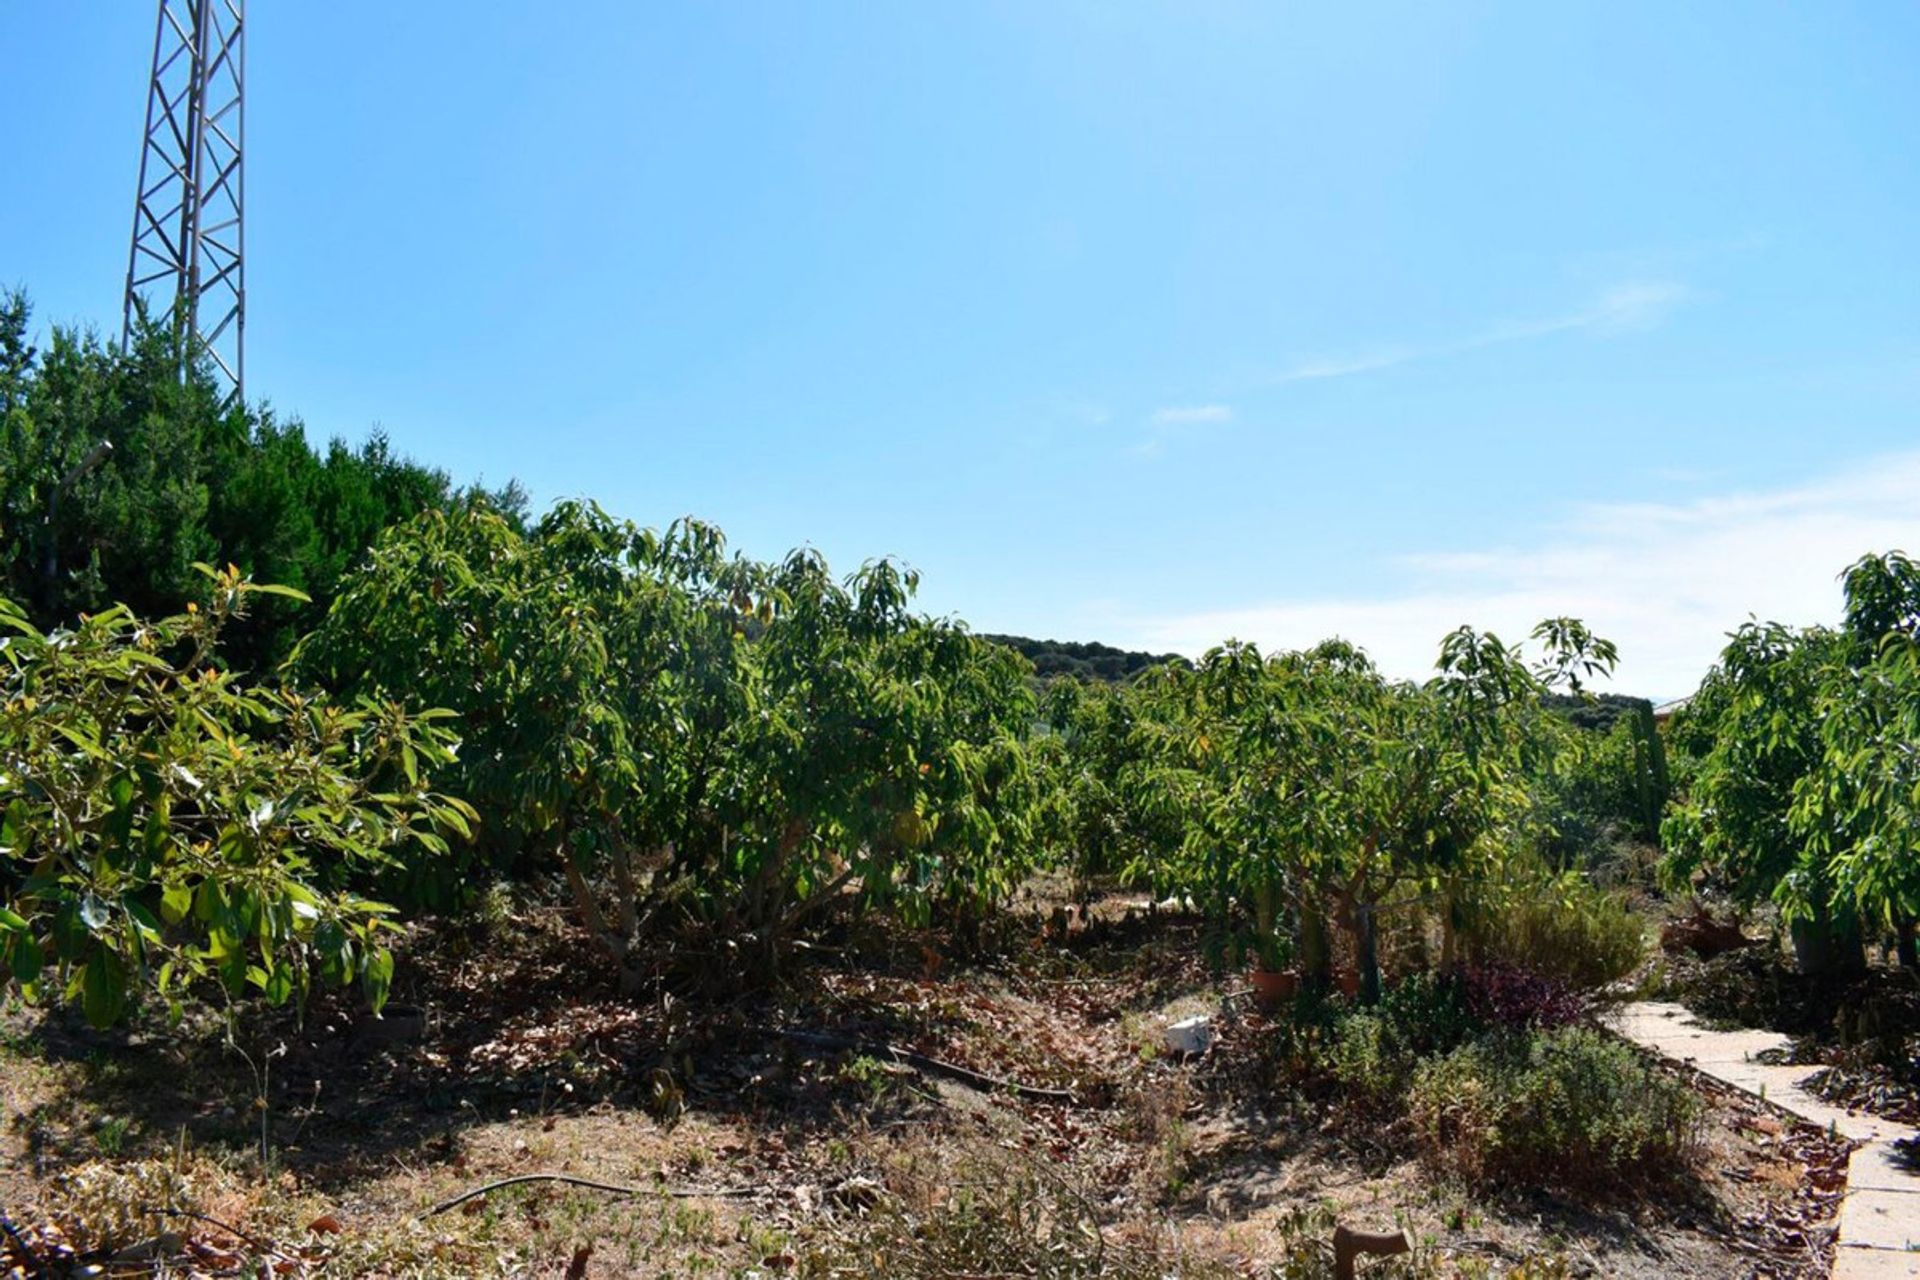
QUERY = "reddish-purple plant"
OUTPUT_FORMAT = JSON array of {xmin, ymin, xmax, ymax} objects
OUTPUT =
[{"xmin": 1457, "ymin": 962, "xmax": 1587, "ymax": 1030}]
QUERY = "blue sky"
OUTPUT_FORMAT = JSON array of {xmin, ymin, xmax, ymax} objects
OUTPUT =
[{"xmin": 5, "ymin": 2, "xmax": 1918, "ymax": 695}]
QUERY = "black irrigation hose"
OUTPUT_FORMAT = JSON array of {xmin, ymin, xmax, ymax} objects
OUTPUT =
[
  {"xmin": 0, "ymin": 1207, "xmax": 47, "ymax": 1280},
  {"xmin": 139, "ymin": 1205, "xmax": 278, "ymax": 1257},
  {"xmin": 770, "ymin": 1027, "xmax": 1082, "ymax": 1105},
  {"xmin": 423, "ymin": 1173, "xmax": 759, "ymax": 1219}
]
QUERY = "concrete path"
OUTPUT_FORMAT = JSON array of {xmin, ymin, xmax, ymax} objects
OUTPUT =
[{"xmin": 1611, "ymin": 1001, "xmax": 1920, "ymax": 1278}]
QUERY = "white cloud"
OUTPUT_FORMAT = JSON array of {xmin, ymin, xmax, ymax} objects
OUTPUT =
[
  {"xmin": 1061, "ymin": 399, "xmax": 1113, "ymax": 426},
  {"xmin": 1125, "ymin": 452, "xmax": 1920, "ymax": 700},
  {"xmin": 1128, "ymin": 403, "xmax": 1236, "ymax": 457},
  {"xmin": 1586, "ymin": 280, "xmax": 1691, "ymax": 333},
  {"xmin": 1270, "ymin": 279, "xmax": 1692, "ymax": 386},
  {"xmin": 1152, "ymin": 404, "xmax": 1234, "ymax": 425},
  {"xmin": 1128, "ymin": 279, "xmax": 1689, "ymax": 456}
]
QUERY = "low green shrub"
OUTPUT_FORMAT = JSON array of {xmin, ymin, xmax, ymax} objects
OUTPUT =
[
  {"xmin": 1408, "ymin": 1027, "xmax": 1700, "ymax": 1190},
  {"xmin": 1375, "ymin": 970, "xmax": 1481, "ymax": 1054},
  {"xmin": 1265, "ymin": 973, "xmax": 1482, "ymax": 1115},
  {"xmin": 1325, "ymin": 1010, "xmax": 1406, "ymax": 1111}
]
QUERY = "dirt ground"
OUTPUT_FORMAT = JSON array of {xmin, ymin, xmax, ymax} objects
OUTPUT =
[{"xmin": 0, "ymin": 892, "xmax": 1850, "ymax": 1277}]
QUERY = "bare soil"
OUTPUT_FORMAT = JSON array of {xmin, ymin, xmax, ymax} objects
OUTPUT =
[{"xmin": 1, "ymin": 891, "xmax": 1849, "ymax": 1277}]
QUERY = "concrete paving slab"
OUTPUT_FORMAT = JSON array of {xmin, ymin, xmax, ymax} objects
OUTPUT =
[
  {"xmin": 1851, "ymin": 1142, "xmax": 1920, "ymax": 1194},
  {"xmin": 1607, "ymin": 1001, "xmax": 1793, "ymax": 1063},
  {"xmin": 1742, "ymin": 1074, "xmax": 1910, "ymax": 1144},
  {"xmin": 1833, "ymin": 1244, "xmax": 1920, "ymax": 1279},
  {"xmin": 1844, "ymin": 1190, "xmax": 1920, "ymax": 1251}
]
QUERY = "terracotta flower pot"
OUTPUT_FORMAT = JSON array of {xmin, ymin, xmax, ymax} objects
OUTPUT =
[
  {"xmin": 1334, "ymin": 968, "xmax": 1362, "ymax": 998},
  {"xmin": 1249, "ymin": 967, "xmax": 1299, "ymax": 1011}
]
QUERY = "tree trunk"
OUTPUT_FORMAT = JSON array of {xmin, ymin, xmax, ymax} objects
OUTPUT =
[
  {"xmin": 558, "ymin": 828, "xmax": 647, "ymax": 993},
  {"xmin": 1789, "ymin": 913, "xmax": 1830, "ymax": 977},
  {"xmin": 1898, "ymin": 918, "xmax": 1918, "ymax": 971},
  {"xmin": 1253, "ymin": 877, "xmax": 1281, "ymax": 971},
  {"xmin": 1358, "ymin": 901, "xmax": 1381, "ymax": 1005},
  {"xmin": 1833, "ymin": 905, "xmax": 1867, "ymax": 977},
  {"xmin": 1298, "ymin": 896, "xmax": 1332, "ymax": 990},
  {"xmin": 1790, "ymin": 901, "xmax": 1868, "ymax": 977}
]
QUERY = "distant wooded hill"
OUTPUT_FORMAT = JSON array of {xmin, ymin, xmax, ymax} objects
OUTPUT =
[
  {"xmin": 984, "ymin": 634, "xmax": 1186, "ymax": 682},
  {"xmin": 1541, "ymin": 692, "xmax": 1655, "ymax": 733},
  {"xmin": 989, "ymin": 633, "xmax": 1654, "ymax": 730}
]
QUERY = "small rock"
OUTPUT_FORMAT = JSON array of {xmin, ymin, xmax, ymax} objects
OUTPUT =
[{"xmin": 1164, "ymin": 1015, "xmax": 1214, "ymax": 1056}]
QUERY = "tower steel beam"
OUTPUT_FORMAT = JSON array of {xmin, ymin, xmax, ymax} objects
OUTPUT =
[{"xmin": 121, "ymin": 0, "xmax": 245, "ymax": 409}]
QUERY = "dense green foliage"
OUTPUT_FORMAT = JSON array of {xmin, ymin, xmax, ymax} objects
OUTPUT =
[
  {"xmin": 296, "ymin": 503, "xmax": 1042, "ymax": 986},
  {"xmin": 1533, "ymin": 702, "xmax": 1669, "ymax": 860},
  {"xmin": 1038, "ymin": 621, "xmax": 1627, "ymax": 995},
  {"xmin": 0, "ymin": 568, "xmax": 472, "ymax": 1027},
  {"xmin": 1033, "ymin": 676, "xmax": 1186, "ymax": 886},
  {"xmin": 1663, "ymin": 552, "xmax": 1920, "ymax": 972},
  {"xmin": 0, "ymin": 291, "xmax": 520, "ymax": 668}
]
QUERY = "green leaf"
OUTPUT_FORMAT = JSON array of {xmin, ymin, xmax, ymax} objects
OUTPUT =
[
  {"xmin": 363, "ymin": 947, "xmax": 394, "ymax": 1015},
  {"xmin": 81, "ymin": 952, "xmax": 129, "ymax": 1029},
  {"xmin": 9, "ymin": 933, "xmax": 42, "ymax": 985},
  {"xmin": 0, "ymin": 800, "xmax": 27, "ymax": 852},
  {"xmin": 124, "ymin": 900, "xmax": 162, "ymax": 943},
  {"xmin": 51, "ymin": 722, "xmax": 110, "ymax": 760},
  {"xmin": 220, "ymin": 950, "xmax": 248, "ymax": 995},
  {"xmin": 0, "ymin": 906, "xmax": 27, "ymax": 933},
  {"xmin": 160, "ymin": 883, "xmax": 193, "ymax": 925},
  {"xmin": 245, "ymin": 582, "xmax": 313, "ymax": 603}
]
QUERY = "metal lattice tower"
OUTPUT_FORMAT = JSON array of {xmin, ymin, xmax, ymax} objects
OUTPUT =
[{"xmin": 122, "ymin": 0, "xmax": 245, "ymax": 408}]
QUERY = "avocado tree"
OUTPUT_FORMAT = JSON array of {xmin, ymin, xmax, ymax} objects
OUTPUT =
[
  {"xmin": 1291, "ymin": 622, "xmax": 1608, "ymax": 1000},
  {"xmin": 1154, "ymin": 620, "xmax": 1613, "ymax": 1000},
  {"xmin": 0, "ymin": 568, "xmax": 472, "ymax": 1027},
  {"xmin": 717, "ymin": 546, "xmax": 1043, "ymax": 955},
  {"xmin": 303, "ymin": 504, "xmax": 1043, "ymax": 986},
  {"xmin": 1791, "ymin": 552, "xmax": 1920, "ymax": 967},
  {"xmin": 1663, "ymin": 553, "xmax": 1920, "ymax": 974},
  {"xmin": 1661, "ymin": 622, "xmax": 1840, "ymax": 963},
  {"xmin": 1036, "ymin": 675, "xmax": 1190, "ymax": 893},
  {"xmin": 299, "ymin": 502, "xmax": 745, "ymax": 983}
]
